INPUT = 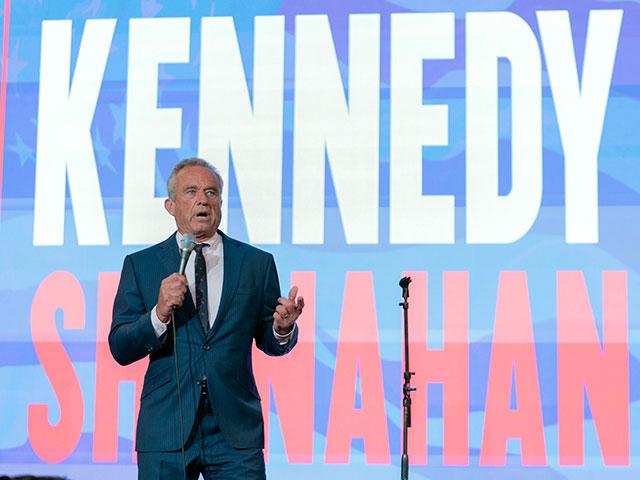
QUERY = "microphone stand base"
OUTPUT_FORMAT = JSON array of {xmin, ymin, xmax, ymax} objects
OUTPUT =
[{"xmin": 401, "ymin": 454, "xmax": 408, "ymax": 480}]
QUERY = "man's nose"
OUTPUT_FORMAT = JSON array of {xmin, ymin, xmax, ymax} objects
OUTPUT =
[{"xmin": 195, "ymin": 189, "xmax": 207, "ymax": 203}]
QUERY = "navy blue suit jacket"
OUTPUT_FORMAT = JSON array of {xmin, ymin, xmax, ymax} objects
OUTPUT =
[{"xmin": 109, "ymin": 231, "xmax": 297, "ymax": 451}]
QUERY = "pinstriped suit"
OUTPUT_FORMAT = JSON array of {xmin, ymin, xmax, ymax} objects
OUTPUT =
[{"xmin": 109, "ymin": 230, "xmax": 297, "ymax": 452}]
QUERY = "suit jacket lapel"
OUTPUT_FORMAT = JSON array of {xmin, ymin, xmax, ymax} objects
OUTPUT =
[
  {"xmin": 206, "ymin": 231, "xmax": 245, "ymax": 340},
  {"xmin": 157, "ymin": 232, "xmax": 197, "ymax": 322}
]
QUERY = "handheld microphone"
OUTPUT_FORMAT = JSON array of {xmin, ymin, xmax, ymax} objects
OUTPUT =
[
  {"xmin": 171, "ymin": 232, "xmax": 196, "ymax": 480},
  {"xmin": 178, "ymin": 233, "xmax": 196, "ymax": 275},
  {"xmin": 173, "ymin": 232, "xmax": 195, "ymax": 480}
]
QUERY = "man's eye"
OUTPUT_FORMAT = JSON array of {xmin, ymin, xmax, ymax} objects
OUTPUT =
[{"xmin": 206, "ymin": 190, "xmax": 218, "ymax": 197}]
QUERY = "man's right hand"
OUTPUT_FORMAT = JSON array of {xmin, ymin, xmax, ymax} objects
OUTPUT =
[{"xmin": 156, "ymin": 273, "xmax": 188, "ymax": 323}]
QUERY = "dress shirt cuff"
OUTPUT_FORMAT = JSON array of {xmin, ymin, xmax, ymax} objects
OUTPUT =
[
  {"xmin": 273, "ymin": 323, "xmax": 296, "ymax": 345},
  {"xmin": 151, "ymin": 306, "xmax": 168, "ymax": 338}
]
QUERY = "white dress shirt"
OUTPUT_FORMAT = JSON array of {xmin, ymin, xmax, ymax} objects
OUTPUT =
[{"xmin": 151, "ymin": 232, "xmax": 294, "ymax": 344}]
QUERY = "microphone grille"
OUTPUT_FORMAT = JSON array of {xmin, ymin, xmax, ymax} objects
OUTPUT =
[{"xmin": 180, "ymin": 233, "xmax": 196, "ymax": 252}]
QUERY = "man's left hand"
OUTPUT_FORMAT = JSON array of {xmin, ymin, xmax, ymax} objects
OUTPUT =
[{"xmin": 274, "ymin": 286, "xmax": 304, "ymax": 335}]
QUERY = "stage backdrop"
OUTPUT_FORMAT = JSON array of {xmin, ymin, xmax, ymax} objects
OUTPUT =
[{"xmin": 1, "ymin": 0, "xmax": 639, "ymax": 478}]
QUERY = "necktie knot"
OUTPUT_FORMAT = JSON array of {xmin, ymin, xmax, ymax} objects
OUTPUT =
[{"xmin": 194, "ymin": 242, "xmax": 209, "ymax": 253}]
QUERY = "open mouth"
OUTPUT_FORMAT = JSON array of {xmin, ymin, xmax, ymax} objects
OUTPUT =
[{"xmin": 195, "ymin": 211, "xmax": 210, "ymax": 219}]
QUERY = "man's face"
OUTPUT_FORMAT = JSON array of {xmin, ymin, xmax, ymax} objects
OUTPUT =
[{"xmin": 165, "ymin": 165, "xmax": 222, "ymax": 241}]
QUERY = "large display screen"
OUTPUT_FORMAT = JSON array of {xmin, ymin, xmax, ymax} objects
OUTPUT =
[{"xmin": 1, "ymin": 1, "xmax": 638, "ymax": 478}]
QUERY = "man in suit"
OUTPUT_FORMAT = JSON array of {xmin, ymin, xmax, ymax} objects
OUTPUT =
[{"xmin": 109, "ymin": 157, "xmax": 303, "ymax": 479}]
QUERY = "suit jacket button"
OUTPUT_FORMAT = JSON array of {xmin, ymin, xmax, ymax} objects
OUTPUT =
[{"xmin": 203, "ymin": 345, "xmax": 211, "ymax": 351}]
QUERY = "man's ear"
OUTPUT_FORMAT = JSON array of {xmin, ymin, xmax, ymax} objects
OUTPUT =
[{"xmin": 164, "ymin": 198, "xmax": 175, "ymax": 217}]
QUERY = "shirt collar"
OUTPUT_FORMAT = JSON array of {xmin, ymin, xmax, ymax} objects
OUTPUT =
[{"xmin": 175, "ymin": 230, "xmax": 221, "ymax": 249}]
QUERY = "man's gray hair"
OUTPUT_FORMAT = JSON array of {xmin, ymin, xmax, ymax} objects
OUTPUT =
[{"xmin": 167, "ymin": 157, "xmax": 224, "ymax": 200}]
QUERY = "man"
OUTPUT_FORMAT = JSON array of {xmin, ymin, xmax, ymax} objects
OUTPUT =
[{"xmin": 109, "ymin": 157, "xmax": 303, "ymax": 479}]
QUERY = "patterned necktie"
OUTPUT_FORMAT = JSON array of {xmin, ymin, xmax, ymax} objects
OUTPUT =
[{"xmin": 194, "ymin": 243, "xmax": 209, "ymax": 333}]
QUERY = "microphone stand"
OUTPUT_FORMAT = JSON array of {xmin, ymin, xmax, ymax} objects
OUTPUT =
[{"xmin": 399, "ymin": 276, "xmax": 415, "ymax": 480}]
